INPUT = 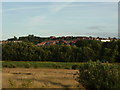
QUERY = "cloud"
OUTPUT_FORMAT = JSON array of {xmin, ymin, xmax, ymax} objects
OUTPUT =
[
  {"xmin": 86, "ymin": 32, "xmax": 118, "ymax": 37},
  {"xmin": 4, "ymin": 2, "xmax": 73, "ymax": 12},
  {"xmin": 87, "ymin": 26, "xmax": 106, "ymax": 31},
  {"xmin": 49, "ymin": 2, "xmax": 116, "ymax": 14},
  {"xmin": 8, "ymin": 2, "xmax": 115, "ymax": 27},
  {"xmin": 25, "ymin": 2, "xmax": 74, "ymax": 26},
  {"xmin": 50, "ymin": 2, "xmax": 72, "ymax": 13},
  {"xmin": 2, "ymin": 0, "xmax": 119, "ymax": 2},
  {"xmin": 4, "ymin": 2, "xmax": 114, "ymax": 12},
  {"xmin": 4, "ymin": 6, "xmax": 48, "ymax": 12},
  {"xmin": 27, "ymin": 15, "xmax": 48, "ymax": 26},
  {"xmin": 2, "ymin": 4, "xmax": 84, "ymax": 12}
]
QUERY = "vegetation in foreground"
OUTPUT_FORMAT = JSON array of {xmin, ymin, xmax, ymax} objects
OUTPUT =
[
  {"xmin": 74, "ymin": 61, "xmax": 120, "ymax": 90},
  {"xmin": 2, "ymin": 61, "xmax": 120, "ymax": 89},
  {"xmin": 2, "ymin": 68, "xmax": 80, "ymax": 88},
  {"xmin": 2, "ymin": 37, "xmax": 120, "ymax": 89}
]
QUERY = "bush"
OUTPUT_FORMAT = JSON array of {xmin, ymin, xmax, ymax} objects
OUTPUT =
[
  {"xmin": 10, "ymin": 64, "xmax": 16, "ymax": 68},
  {"xmin": 74, "ymin": 61, "xmax": 120, "ymax": 90},
  {"xmin": 52, "ymin": 64, "xmax": 62, "ymax": 69},
  {"xmin": 72, "ymin": 65, "xmax": 79, "ymax": 70},
  {"xmin": 24, "ymin": 63, "xmax": 31, "ymax": 68},
  {"xmin": 33, "ymin": 64, "xmax": 39, "ymax": 68},
  {"xmin": 3, "ymin": 63, "xmax": 16, "ymax": 68},
  {"xmin": 64, "ymin": 66, "xmax": 71, "ymax": 69}
]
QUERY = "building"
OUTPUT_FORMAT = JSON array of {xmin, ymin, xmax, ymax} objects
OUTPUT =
[{"xmin": 100, "ymin": 40, "xmax": 111, "ymax": 42}]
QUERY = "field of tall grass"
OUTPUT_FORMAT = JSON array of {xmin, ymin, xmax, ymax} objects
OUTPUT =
[
  {"xmin": 2, "ymin": 68, "xmax": 81, "ymax": 88},
  {"xmin": 2, "ymin": 61, "xmax": 120, "ymax": 89}
]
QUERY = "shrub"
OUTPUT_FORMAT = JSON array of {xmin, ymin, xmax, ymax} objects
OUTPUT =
[
  {"xmin": 52, "ymin": 64, "xmax": 62, "ymax": 69},
  {"xmin": 33, "ymin": 64, "xmax": 39, "ymax": 68},
  {"xmin": 72, "ymin": 65, "xmax": 79, "ymax": 70},
  {"xmin": 21, "ymin": 80, "xmax": 32, "ymax": 88},
  {"xmin": 2, "ymin": 63, "xmax": 8, "ymax": 68},
  {"xmin": 9, "ymin": 78, "xmax": 15, "ymax": 88},
  {"xmin": 24, "ymin": 63, "xmax": 31, "ymax": 68},
  {"xmin": 64, "ymin": 66, "xmax": 71, "ymax": 69},
  {"xmin": 74, "ymin": 61, "xmax": 120, "ymax": 90},
  {"xmin": 10, "ymin": 64, "xmax": 16, "ymax": 68},
  {"xmin": 3, "ymin": 63, "xmax": 16, "ymax": 68}
]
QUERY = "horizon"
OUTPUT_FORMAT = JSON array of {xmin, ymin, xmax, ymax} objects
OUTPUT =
[
  {"xmin": 1, "ymin": 34, "xmax": 119, "ymax": 41},
  {"xmin": 2, "ymin": 2, "xmax": 118, "ymax": 40}
]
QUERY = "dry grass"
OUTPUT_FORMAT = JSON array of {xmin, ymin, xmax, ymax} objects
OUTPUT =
[{"xmin": 2, "ymin": 68, "xmax": 84, "ymax": 89}]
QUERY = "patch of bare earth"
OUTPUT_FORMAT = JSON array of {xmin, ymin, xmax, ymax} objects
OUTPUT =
[{"xmin": 2, "ymin": 68, "xmax": 84, "ymax": 89}]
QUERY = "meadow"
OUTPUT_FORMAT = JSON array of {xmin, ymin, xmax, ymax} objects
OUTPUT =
[
  {"xmin": 2, "ymin": 61, "xmax": 84, "ymax": 88},
  {"xmin": 2, "ymin": 61, "xmax": 120, "ymax": 89},
  {"xmin": 2, "ymin": 68, "xmax": 85, "ymax": 88}
]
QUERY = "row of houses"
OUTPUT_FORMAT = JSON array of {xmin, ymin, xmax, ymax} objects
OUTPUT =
[
  {"xmin": 0, "ymin": 36, "xmax": 118, "ymax": 46},
  {"xmin": 36, "ymin": 40, "xmax": 73, "ymax": 46},
  {"xmin": 36, "ymin": 37, "xmax": 114, "ymax": 46}
]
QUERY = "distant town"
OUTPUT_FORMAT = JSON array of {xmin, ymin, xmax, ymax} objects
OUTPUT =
[{"xmin": 0, "ymin": 35, "xmax": 119, "ymax": 46}]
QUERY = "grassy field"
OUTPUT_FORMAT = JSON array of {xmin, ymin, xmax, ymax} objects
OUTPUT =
[
  {"xmin": 2, "ymin": 61, "xmax": 85, "ymax": 88},
  {"xmin": 2, "ymin": 61, "xmax": 120, "ymax": 89},
  {"xmin": 2, "ymin": 68, "xmax": 85, "ymax": 88},
  {"xmin": 2, "ymin": 61, "xmax": 84, "ymax": 69}
]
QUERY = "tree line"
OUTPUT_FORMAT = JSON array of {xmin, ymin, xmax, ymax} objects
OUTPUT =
[
  {"xmin": 7, "ymin": 35, "xmax": 117, "ymax": 45},
  {"xmin": 2, "ymin": 40, "xmax": 120, "ymax": 62}
]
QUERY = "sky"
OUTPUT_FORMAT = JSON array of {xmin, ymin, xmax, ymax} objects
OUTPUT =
[{"xmin": 2, "ymin": 2, "xmax": 118, "ymax": 40}]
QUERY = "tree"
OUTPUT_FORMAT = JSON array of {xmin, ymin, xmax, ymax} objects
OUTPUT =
[{"xmin": 75, "ymin": 40, "xmax": 89, "ymax": 47}]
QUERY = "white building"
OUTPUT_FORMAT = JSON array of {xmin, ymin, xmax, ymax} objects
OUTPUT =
[{"xmin": 101, "ymin": 40, "xmax": 111, "ymax": 42}]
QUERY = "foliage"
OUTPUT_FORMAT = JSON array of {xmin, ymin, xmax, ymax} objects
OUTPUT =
[
  {"xmin": 21, "ymin": 80, "xmax": 32, "ymax": 88},
  {"xmin": 2, "ymin": 61, "xmax": 83, "ymax": 69},
  {"xmin": 52, "ymin": 63, "xmax": 62, "ymax": 69},
  {"xmin": 24, "ymin": 63, "xmax": 31, "ymax": 68},
  {"xmin": 74, "ymin": 61, "xmax": 120, "ymax": 90},
  {"xmin": 3, "ymin": 63, "xmax": 16, "ymax": 68},
  {"xmin": 2, "ymin": 40, "xmax": 120, "ymax": 62},
  {"xmin": 9, "ymin": 78, "xmax": 15, "ymax": 88},
  {"xmin": 8, "ymin": 35, "xmax": 80, "ymax": 44},
  {"xmin": 72, "ymin": 65, "xmax": 79, "ymax": 70}
]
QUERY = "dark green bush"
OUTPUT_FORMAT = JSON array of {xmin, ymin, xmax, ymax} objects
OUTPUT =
[
  {"xmin": 2, "ymin": 63, "xmax": 8, "ymax": 68},
  {"xmin": 24, "ymin": 63, "xmax": 31, "ymax": 68},
  {"xmin": 64, "ymin": 66, "xmax": 71, "ymax": 69},
  {"xmin": 52, "ymin": 64, "xmax": 62, "ymax": 69},
  {"xmin": 72, "ymin": 65, "xmax": 79, "ymax": 70},
  {"xmin": 74, "ymin": 61, "xmax": 120, "ymax": 90},
  {"xmin": 33, "ymin": 64, "xmax": 39, "ymax": 68},
  {"xmin": 3, "ymin": 63, "xmax": 16, "ymax": 68},
  {"xmin": 10, "ymin": 64, "xmax": 16, "ymax": 68}
]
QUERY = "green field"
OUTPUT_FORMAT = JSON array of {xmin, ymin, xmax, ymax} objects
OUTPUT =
[
  {"xmin": 2, "ymin": 61, "xmax": 84, "ymax": 69},
  {"xmin": 2, "ymin": 61, "xmax": 120, "ymax": 89}
]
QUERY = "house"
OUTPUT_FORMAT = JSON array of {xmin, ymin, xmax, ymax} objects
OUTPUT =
[{"xmin": 101, "ymin": 40, "xmax": 111, "ymax": 42}]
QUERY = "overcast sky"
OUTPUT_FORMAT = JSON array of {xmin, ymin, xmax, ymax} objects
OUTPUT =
[{"xmin": 2, "ymin": 2, "xmax": 118, "ymax": 40}]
